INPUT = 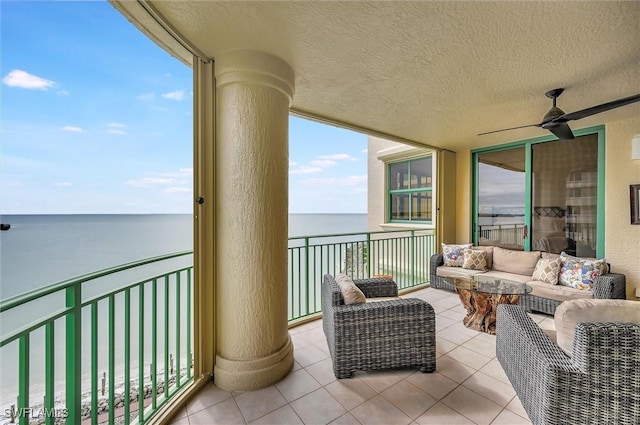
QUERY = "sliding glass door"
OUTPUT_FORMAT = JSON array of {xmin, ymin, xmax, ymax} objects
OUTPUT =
[
  {"xmin": 475, "ymin": 147, "xmax": 526, "ymax": 249},
  {"xmin": 473, "ymin": 126, "xmax": 604, "ymax": 256}
]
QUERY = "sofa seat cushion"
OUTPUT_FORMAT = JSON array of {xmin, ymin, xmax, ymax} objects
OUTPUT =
[
  {"xmin": 436, "ymin": 266, "xmax": 485, "ymax": 279},
  {"xmin": 554, "ymin": 299, "xmax": 640, "ymax": 356},
  {"xmin": 492, "ymin": 247, "xmax": 541, "ymax": 276},
  {"xmin": 527, "ymin": 280, "xmax": 593, "ymax": 303},
  {"xmin": 482, "ymin": 271, "xmax": 531, "ymax": 284}
]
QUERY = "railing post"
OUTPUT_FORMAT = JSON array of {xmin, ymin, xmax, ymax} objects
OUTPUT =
[
  {"xmin": 304, "ymin": 237, "xmax": 310, "ymax": 317},
  {"xmin": 366, "ymin": 233, "xmax": 371, "ymax": 279},
  {"xmin": 411, "ymin": 230, "xmax": 416, "ymax": 287},
  {"xmin": 65, "ymin": 285, "xmax": 81, "ymax": 424}
]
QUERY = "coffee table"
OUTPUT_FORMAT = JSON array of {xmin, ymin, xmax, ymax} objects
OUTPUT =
[{"xmin": 443, "ymin": 274, "xmax": 531, "ymax": 334}]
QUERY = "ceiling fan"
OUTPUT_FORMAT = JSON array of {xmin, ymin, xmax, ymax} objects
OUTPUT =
[{"xmin": 478, "ymin": 88, "xmax": 640, "ymax": 140}]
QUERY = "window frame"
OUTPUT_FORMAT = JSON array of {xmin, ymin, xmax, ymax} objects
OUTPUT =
[
  {"xmin": 471, "ymin": 125, "xmax": 605, "ymax": 257},
  {"xmin": 387, "ymin": 155, "xmax": 434, "ymax": 224}
]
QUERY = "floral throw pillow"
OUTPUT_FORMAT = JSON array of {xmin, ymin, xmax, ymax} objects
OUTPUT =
[
  {"xmin": 462, "ymin": 249, "xmax": 488, "ymax": 271},
  {"xmin": 442, "ymin": 243, "xmax": 472, "ymax": 267},
  {"xmin": 532, "ymin": 257, "xmax": 562, "ymax": 285},
  {"xmin": 558, "ymin": 252, "xmax": 607, "ymax": 290}
]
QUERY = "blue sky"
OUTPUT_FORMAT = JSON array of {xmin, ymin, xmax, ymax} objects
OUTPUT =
[{"xmin": 1, "ymin": 1, "xmax": 368, "ymax": 215}]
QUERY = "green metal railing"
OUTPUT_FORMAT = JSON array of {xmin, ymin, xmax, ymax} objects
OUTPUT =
[
  {"xmin": 288, "ymin": 229, "xmax": 436, "ymax": 321},
  {"xmin": 1, "ymin": 229, "xmax": 435, "ymax": 424},
  {"xmin": 0, "ymin": 251, "xmax": 193, "ymax": 425}
]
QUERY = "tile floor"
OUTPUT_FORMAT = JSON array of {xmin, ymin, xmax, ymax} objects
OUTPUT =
[{"xmin": 169, "ymin": 287, "xmax": 556, "ymax": 425}]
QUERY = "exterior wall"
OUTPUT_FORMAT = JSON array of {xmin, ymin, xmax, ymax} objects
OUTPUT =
[
  {"xmin": 369, "ymin": 117, "xmax": 640, "ymax": 300},
  {"xmin": 604, "ymin": 117, "xmax": 640, "ymax": 300}
]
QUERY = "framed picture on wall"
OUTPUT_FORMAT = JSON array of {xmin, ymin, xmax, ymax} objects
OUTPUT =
[{"xmin": 631, "ymin": 184, "xmax": 640, "ymax": 225}]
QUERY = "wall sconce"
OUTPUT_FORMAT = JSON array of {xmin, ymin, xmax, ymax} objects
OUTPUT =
[{"xmin": 633, "ymin": 133, "xmax": 640, "ymax": 160}]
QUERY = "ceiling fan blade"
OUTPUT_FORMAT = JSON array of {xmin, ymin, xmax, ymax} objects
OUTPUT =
[
  {"xmin": 544, "ymin": 122, "xmax": 575, "ymax": 140},
  {"xmin": 477, "ymin": 123, "xmax": 540, "ymax": 136},
  {"xmin": 556, "ymin": 93, "xmax": 640, "ymax": 122}
]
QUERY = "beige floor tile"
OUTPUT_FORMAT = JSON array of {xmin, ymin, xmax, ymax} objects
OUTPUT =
[
  {"xmin": 462, "ymin": 371, "xmax": 515, "ymax": 407},
  {"xmin": 406, "ymin": 371, "xmax": 458, "ymax": 400},
  {"xmin": 234, "ymin": 386, "xmax": 288, "ymax": 422},
  {"xmin": 275, "ymin": 368, "xmax": 322, "ymax": 402},
  {"xmin": 447, "ymin": 345, "xmax": 493, "ymax": 370},
  {"xmin": 357, "ymin": 369, "xmax": 404, "ymax": 393},
  {"xmin": 380, "ymin": 380, "xmax": 437, "ymax": 419},
  {"xmin": 415, "ymin": 402, "xmax": 475, "ymax": 425},
  {"xmin": 169, "ymin": 417, "xmax": 189, "ymax": 425},
  {"xmin": 442, "ymin": 386, "xmax": 503, "ymax": 425},
  {"xmin": 436, "ymin": 355, "xmax": 476, "ymax": 384},
  {"xmin": 306, "ymin": 357, "xmax": 338, "ymax": 386},
  {"xmin": 325, "ymin": 379, "xmax": 377, "ymax": 410},
  {"xmin": 248, "ymin": 405, "xmax": 303, "ymax": 425},
  {"xmin": 436, "ymin": 337, "xmax": 458, "ymax": 355},
  {"xmin": 438, "ymin": 307, "xmax": 468, "ymax": 322},
  {"xmin": 185, "ymin": 382, "xmax": 233, "ymax": 415},
  {"xmin": 294, "ymin": 344, "xmax": 329, "ymax": 367},
  {"xmin": 290, "ymin": 388, "xmax": 347, "ymax": 425},
  {"xmin": 477, "ymin": 358, "xmax": 510, "ymax": 385},
  {"xmin": 328, "ymin": 412, "xmax": 363, "ymax": 425},
  {"xmin": 350, "ymin": 395, "xmax": 413, "ymax": 425},
  {"xmin": 505, "ymin": 394, "xmax": 530, "ymax": 420},
  {"xmin": 437, "ymin": 326, "xmax": 476, "ymax": 346},
  {"xmin": 491, "ymin": 408, "xmax": 532, "ymax": 424},
  {"xmin": 188, "ymin": 398, "xmax": 246, "ymax": 425},
  {"xmin": 292, "ymin": 331, "xmax": 316, "ymax": 349},
  {"xmin": 436, "ymin": 314, "xmax": 459, "ymax": 330},
  {"xmin": 462, "ymin": 333, "xmax": 497, "ymax": 358}
]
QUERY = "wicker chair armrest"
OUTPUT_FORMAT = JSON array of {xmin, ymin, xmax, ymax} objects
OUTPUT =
[
  {"xmin": 572, "ymin": 321, "xmax": 640, "ymax": 372},
  {"xmin": 592, "ymin": 272, "xmax": 626, "ymax": 299},
  {"xmin": 496, "ymin": 304, "xmax": 579, "ymax": 372},
  {"xmin": 353, "ymin": 277, "xmax": 398, "ymax": 297},
  {"xmin": 333, "ymin": 298, "xmax": 434, "ymax": 328}
]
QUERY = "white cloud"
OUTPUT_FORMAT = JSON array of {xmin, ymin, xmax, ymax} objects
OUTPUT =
[
  {"xmin": 301, "ymin": 175, "xmax": 367, "ymax": 187},
  {"xmin": 290, "ymin": 166, "xmax": 323, "ymax": 175},
  {"xmin": 57, "ymin": 90, "xmax": 70, "ymax": 96},
  {"xmin": 61, "ymin": 126, "xmax": 83, "ymax": 132},
  {"xmin": 165, "ymin": 187, "xmax": 192, "ymax": 194},
  {"xmin": 310, "ymin": 159, "xmax": 337, "ymax": 168},
  {"xmin": 162, "ymin": 90, "xmax": 185, "ymax": 101},
  {"xmin": 289, "ymin": 161, "xmax": 298, "ymax": 167},
  {"xmin": 53, "ymin": 182, "xmax": 72, "ymax": 187},
  {"xmin": 125, "ymin": 177, "xmax": 175, "ymax": 187},
  {"xmin": 136, "ymin": 92, "xmax": 155, "ymax": 101},
  {"xmin": 2, "ymin": 69, "xmax": 56, "ymax": 90},
  {"xmin": 317, "ymin": 153, "xmax": 358, "ymax": 161},
  {"xmin": 107, "ymin": 122, "xmax": 126, "ymax": 135},
  {"xmin": 125, "ymin": 168, "xmax": 193, "ymax": 187},
  {"xmin": 361, "ymin": 148, "xmax": 368, "ymax": 153}
]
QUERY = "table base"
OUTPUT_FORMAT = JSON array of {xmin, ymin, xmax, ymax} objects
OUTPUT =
[{"xmin": 455, "ymin": 288, "xmax": 521, "ymax": 334}]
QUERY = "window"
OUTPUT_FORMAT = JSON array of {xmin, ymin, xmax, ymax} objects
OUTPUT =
[
  {"xmin": 472, "ymin": 126, "xmax": 604, "ymax": 257},
  {"xmin": 388, "ymin": 156, "xmax": 433, "ymax": 223}
]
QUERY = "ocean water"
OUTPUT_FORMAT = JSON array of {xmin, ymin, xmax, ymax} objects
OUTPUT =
[
  {"xmin": 0, "ymin": 213, "xmax": 366, "ymax": 409},
  {"xmin": 1, "ymin": 213, "xmax": 367, "ymax": 299}
]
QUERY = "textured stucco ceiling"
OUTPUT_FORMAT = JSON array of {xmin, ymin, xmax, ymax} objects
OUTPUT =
[{"xmin": 112, "ymin": 1, "xmax": 640, "ymax": 152}]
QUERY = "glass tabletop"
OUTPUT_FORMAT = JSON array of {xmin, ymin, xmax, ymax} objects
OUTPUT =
[{"xmin": 444, "ymin": 274, "xmax": 531, "ymax": 295}]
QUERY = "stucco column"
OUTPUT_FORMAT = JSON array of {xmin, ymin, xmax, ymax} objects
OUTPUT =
[{"xmin": 213, "ymin": 50, "xmax": 294, "ymax": 391}]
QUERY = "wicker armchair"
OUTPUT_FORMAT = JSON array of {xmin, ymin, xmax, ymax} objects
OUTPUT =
[
  {"xmin": 496, "ymin": 304, "xmax": 640, "ymax": 425},
  {"xmin": 321, "ymin": 274, "xmax": 436, "ymax": 378}
]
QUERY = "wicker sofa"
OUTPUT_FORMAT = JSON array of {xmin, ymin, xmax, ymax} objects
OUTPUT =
[
  {"xmin": 321, "ymin": 274, "xmax": 436, "ymax": 378},
  {"xmin": 430, "ymin": 245, "xmax": 626, "ymax": 315},
  {"xmin": 496, "ymin": 301, "xmax": 640, "ymax": 424}
]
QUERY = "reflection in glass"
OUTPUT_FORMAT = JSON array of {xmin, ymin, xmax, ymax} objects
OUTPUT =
[
  {"xmin": 531, "ymin": 134, "xmax": 598, "ymax": 255},
  {"xmin": 390, "ymin": 194, "xmax": 409, "ymax": 220},
  {"xmin": 477, "ymin": 148, "xmax": 525, "ymax": 249},
  {"xmin": 389, "ymin": 162, "xmax": 409, "ymax": 190}
]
